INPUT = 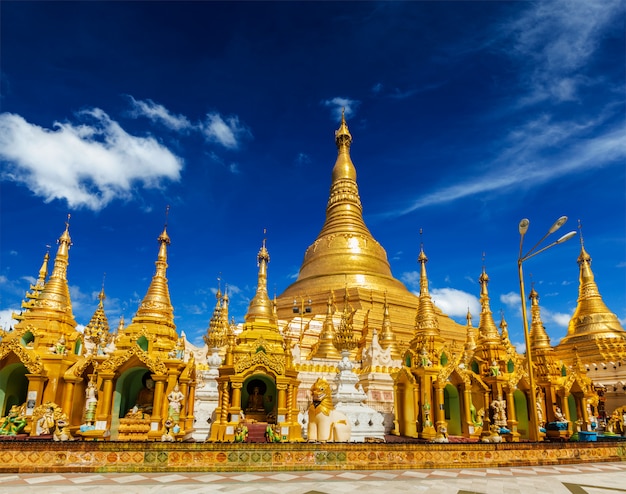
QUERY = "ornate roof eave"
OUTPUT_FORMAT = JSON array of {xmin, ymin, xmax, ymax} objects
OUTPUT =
[
  {"xmin": 98, "ymin": 345, "xmax": 167, "ymax": 375},
  {"xmin": 233, "ymin": 350, "xmax": 286, "ymax": 376},
  {"xmin": 0, "ymin": 339, "xmax": 45, "ymax": 374}
]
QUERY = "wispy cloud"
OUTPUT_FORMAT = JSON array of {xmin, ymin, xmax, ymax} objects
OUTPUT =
[
  {"xmin": 392, "ymin": 117, "xmax": 625, "ymax": 216},
  {"xmin": 295, "ymin": 152, "xmax": 312, "ymax": 168},
  {"xmin": 127, "ymin": 96, "xmax": 192, "ymax": 132},
  {"xmin": 126, "ymin": 97, "xmax": 252, "ymax": 152},
  {"xmin": 0, "ymin": 109, "xmax": 183, "ymax": 211},
  {"xmin": 431, "ymin": 287, "xmax": 481, "ymax": 319},
  {"xmin": 202, "ymin": 113, "xmax": 251, "ymax": 150},
  {"xmin": 401, "ymin": 270, "xmax": 480, "ymax": 320},
  {"xmin": 0, "ymin": 308, "xmax": 18, "ymax": 331},
  {"xmin": 322, "ymin": 97, "xmax": 360, "ymax": 120},
  {"xmin": 500, "ymin": 292, "xmax": 520, "ymax": 309},
  {"xmin": 382, "ymin": 0, "xmax": 625, "ymax": 218},
  {"xmin": 504, "ymin": 0, "xmax": 623, "ymax": 105}
]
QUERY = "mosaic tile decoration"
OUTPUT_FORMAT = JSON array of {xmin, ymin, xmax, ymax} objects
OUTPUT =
[{"xmin": 0, "ymin": 441, "xmax": 625, "ymax": 473}]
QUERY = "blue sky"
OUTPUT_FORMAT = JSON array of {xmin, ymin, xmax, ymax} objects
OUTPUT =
[{"xmin": 1, "ymin": 1, "xmax": 624, "ymax": 351}]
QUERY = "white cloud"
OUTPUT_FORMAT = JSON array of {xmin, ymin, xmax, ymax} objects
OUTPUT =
[
  {"xmin": 0, "ymin": 110, "xmax": 183, "ymax": 211},
  {"xmin": 202, "ymin": 113, "xmax": 251, "ymax": 150},
  {"xmin": 506, "ymin": 0, "xmax": 622, "ymax": 104},
  {"xmin": 127, "ymin": 96, "xmax": 192, "ymax": 132},
  {"xmin": 431, "ymin": 287, "xmax": 481, "ymax": 319},
  {"xmin": 392, "ymin": 119, "xmax": 625, "ymax": 215},
  {"xmin": 295, "ymin": 152, "xmax": 312, "ymax": 167},
  {"xmin": 382, "ymin": 1, "xmax": 624, "ymax": 218},
  {"xmin": 548, "ymin": 311, "xmax": 572, "ymax": 328},
  {"xmin": 400, "ymin": 270, "xmax": 481, "ymax": 320},
  {"xmin": 500, "ymin": 291, "xmax": 520, "ymax": 309},
  {"xmin": 322, "ymin": 97, "xmax": 360, "ymax": 120},
  {"xmin": 400, "ymin": 270, "xmax": 420, "ymax": 289},
  {"xmin": 0, "ymin": 308, "xmax": 19, "ymax": 331}
]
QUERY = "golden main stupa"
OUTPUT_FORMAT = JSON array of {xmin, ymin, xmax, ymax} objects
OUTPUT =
[{"xmin": 1, "ymin": 114, "xmax": 625, "ymax": 445}]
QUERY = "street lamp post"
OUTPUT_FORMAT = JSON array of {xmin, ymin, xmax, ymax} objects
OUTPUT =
[
  {"xmin": 518, "ymin": 216, "xmax": 577, "ymax": 442},
  {"xmin": 292, "ymin": 296, "xmax": 312, "ymax": 346}
]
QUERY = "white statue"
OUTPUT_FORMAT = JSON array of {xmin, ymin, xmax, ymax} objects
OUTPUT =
[
  {"xmin": 307, "ymin": 378, "xmax": 351, "ymax": 442},
  {"xmin": 167, "ymin": 384, "xmax": 185, "ymax": 420}
]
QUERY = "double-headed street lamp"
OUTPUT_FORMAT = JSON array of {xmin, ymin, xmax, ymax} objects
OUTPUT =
[
  {"xmin": 518, "ymin": 216, "xmax": 577, "ymax": 441},
  {"xmin": 292, "ymin": 296, "xmax": 312, "ymax": 346}
]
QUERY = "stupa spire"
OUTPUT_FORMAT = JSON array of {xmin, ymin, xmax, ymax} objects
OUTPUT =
[
  {"xmin": 464, "ymin": 307, "xmax": 477, "ymax": 354},
  {"xmin": 378, "ymin": 291, "xmax": 401, "ymax": 359},
  {"xmin": 529, "ymin": 286, "xmax": 552, "ymax": 349},
  {"xmin": 133, "ymin": 222, "xmax": 175, "ymax": 329},
  {"xmin": 333, "ymin": 286, "xmax": 358, "ymax": 353},
  {"xmin": 413, "ymin": 236, "xmax": 439, "ymax": 336},
  {"xmin": 13, "ymin": 248, "xmax": 50, "ymax": 322},
  {"xmin": 83, "ymin": 283, "xmax": 110, "ymax": 354},
  {"xmin": 205, "ymin": 280, "xmax": 227, "ymax": 349},
  {"xmin": 477, "ymin": 259, "xmax": 499, "ymax": 344},
  {"xmin": 562, "ymin": 221, "xmax": 625, "ymax": 341},
  {"xmin": 35, "ymin": 249, "xmax": 50, "ymax": 289},
  {"xmin": 35, "ymin": 215, "xmax": 74, "ymax": 319},
  {"xmin": 311, "ymin": 292, "xmax": 341, "ymax": 359},
  {"xmin": 245, "ymin": 230, "xmax": 276, "ymax": 325},
  {"xmin": 316, "ymin": 110, "xmax": 369, "ymax": 238}
]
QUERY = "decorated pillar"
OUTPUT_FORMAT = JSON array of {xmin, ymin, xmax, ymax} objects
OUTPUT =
[
  {"xmin": 463, "ymin": 386, "xmax": 474, "ymax": 435},
  {"xmin": 505, "ymin": 386, "xmax": 520, "ymax": 441},
  {"xmin": 151, "ymin": 375, "xmax": 167, "ymax": 427},
  {"xmin": 97, "ymin": 373, "xmax": 115, "ymax": 425},
  {"xmin": 61, "ymin": 377, "xmax": 80, "ymax": 422}
]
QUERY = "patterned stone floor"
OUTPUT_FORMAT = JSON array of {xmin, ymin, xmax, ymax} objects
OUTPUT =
[{"xmin": 1, "ymin": 462, "xmax": 626, "ymax": 494}]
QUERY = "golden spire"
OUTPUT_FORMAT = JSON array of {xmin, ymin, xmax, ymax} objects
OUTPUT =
[
  {"xmin": 413, "ymin": 237, "xmax": 439, "ymax": 336},
  {"xmin": 281, "ymin": 113, "xmax": 407, "ymax": 299},
  {"xmin": 205, "ymin": 281, "xmax": 227, "ymax": 349},
  {"xmin": 529, "ymin": 286, "xmax": 552, "ymax": 349},
  {"xmin": 477, "ymin": 261, "xmax": 499, "ymax": 344},
  {"xmin": 13, "ymin": 248, "xmax": 50, "ymax": 321},
  {"xmin": 464, "ymin": 307, "xmax": 477, "ymax": 354},
  {"xmin": 311, "ymin": 292, "xmax": 341, "ymax": 359},
  {"xmin": 34, "ymin": 215, "xmax": 75, "ymax": 319},
  {"xmin": 221, "ymin": 284, "xmax": 230, "ymax": 331},
  {"xmin": 132, "ymin": 223, "xmax": 175, "ymax": 329},
  {"xmin": 324, "ymin": 110, "xmax": 367, "ymax": 237},
  {"xmin": 84, "ymin": 283, "xmax": 110, "ymax": 351},
  {"xmin": 35, "ymin": 249, "xmax": 50, "ymax": 289},
  {"xmin": 333, "ymin": 286, "xmax": 358, "ymax": 352},
  {"xmin": 378, "ymin": 291, "xmax": 401, "ymax": 359},
  {"xmin": 527, "ymin": 286, "xmax": 561, "ymax": 380},
  {"xmin": 245, "ymin": 231, "xmax": 277, "ymax": 325},
  {"xmin": 561, "ymin": 222, "xmax": 625, "ymax": 344}
]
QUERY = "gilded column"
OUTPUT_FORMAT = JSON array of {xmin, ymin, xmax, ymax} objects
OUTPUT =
[
  {"xmin": 185, "ymin": 381, "xmax": 196, "ymax": 432},
  {"xmin": 231, "ymin": 382, "xmax": 241, "ymax": 408},
  {"xmin": 26, "ymin": 374, "xmax": 47, "ymax": 409},
  {"xmin": 97, "ymin": 373, "xmax": 115, "ymax": 425},
  {"xmin": 178, "ymin": 379, "xmax": 189, "ymax": 424},
  {"xmin": 482, "ymin": 390, "xmax": 492, "ymax": 432},
  {"xmin": 61, "ymin": 378, "xmax": 79, "ymax": 419},
  {"xmin": 434, "ymin": 383, "xmax": 446, "ymax": 430},
  {"xmin": 152, "ymin": 375, "xmax": 167, "ymax": 425},
  {"xmin": 286, "ymin": 383, "xmax": 294, "ymax": 423},
  {"xmin": 220, "ymin": 382, "xmax": 229, "ymax": 422},
  {"xmin": 463, "ymin": 386, "xmax": 473, "ymax": 435},
  {"xmin": 505, "ymin": 386, "xmax": 520, "ymax": 441}
]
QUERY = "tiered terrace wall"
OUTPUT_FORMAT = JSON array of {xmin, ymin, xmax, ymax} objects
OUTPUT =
[{"xmin": 0, "ymin": 441, "xmax": 625, "ymax": 473}]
